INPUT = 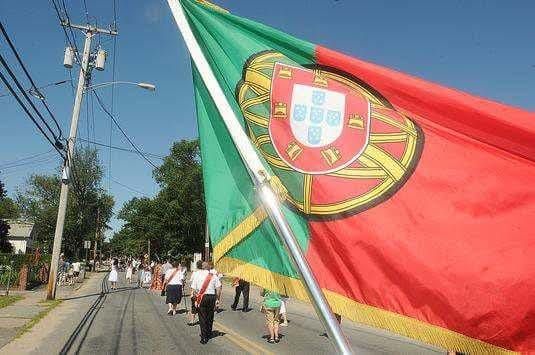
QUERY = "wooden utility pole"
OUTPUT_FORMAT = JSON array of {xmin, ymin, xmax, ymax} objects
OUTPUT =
[
  {"xmin": 147, "ymin": 239, "xmax": 151, "ymax": 264},
  {"xmin": 46, "ymin": 21, "xmax": 117, "ymax": 300},
  {"xmin": 93, "ymin": 208, "xmax": 99, "ymax": 262}
]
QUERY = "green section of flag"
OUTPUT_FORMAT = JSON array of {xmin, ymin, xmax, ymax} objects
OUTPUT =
[
  {"xmin": 186, "ymin": 0, "xmax": 315, "ymax": 277},
  {"xmin": 194, "ymin": 64, "xmax": 308, "ymax": 278}
]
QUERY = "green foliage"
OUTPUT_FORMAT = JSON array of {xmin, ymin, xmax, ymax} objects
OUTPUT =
[
  {"xmin": 0, "ymin": 253, "xmax": 51, "ymax": 271},
  {"xmin": 0, "ymin": 295, "xmax": 23, "ymax": 309},
  {"xmin": 109, "ymin": 140, "xmax": 205, "ymax": 259},
  {"xmin": 0, "ymin": 253, "xmax": 50, "ymax": 288},
  {"xmin": 0, "ymin": 181, "xmax": 14, "ymax": 253},
  {"xmin": 15, "ymin": 148, "xmax": 114, "ymax": 258},
  {"xmin": 0, "ymin": 186, "xmax": 19, "ymax": 219}
]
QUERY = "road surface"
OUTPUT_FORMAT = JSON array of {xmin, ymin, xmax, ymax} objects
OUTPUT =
[{"xmin": 1, "ymin": 272, "xmax": 446, "ymax": 354}]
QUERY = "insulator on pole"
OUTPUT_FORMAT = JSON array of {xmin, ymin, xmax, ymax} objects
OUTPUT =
[
  {"xmin": 95, "ymin": 49, "xmax": 107, "ymax": 71},
  {"xmin": 63, "ymin": 47, "xmax": 74, "ymax": 68}
]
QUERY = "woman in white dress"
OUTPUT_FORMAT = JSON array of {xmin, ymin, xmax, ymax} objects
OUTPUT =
[
  {"xmin": 109, "ymin": 258, "xmax": 119, "ymax": 290},
  {"xmin": 143, "ymin": 265, "xmax": 152, "ymax": 287},
  {"xmin": 125, "ymin": 262, "xmax": 133, "ymax": 284}
]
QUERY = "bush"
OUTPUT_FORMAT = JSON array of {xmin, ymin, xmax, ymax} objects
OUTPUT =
[{"xmin": 0, "ymin": 253, "xmax": 51, "ymax": 289}]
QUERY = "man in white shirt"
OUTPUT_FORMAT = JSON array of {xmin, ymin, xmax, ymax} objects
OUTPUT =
[
  {"xmin": 208, "ymin": 262, "xmax": 223, "ymax": 312},
  {"xmin": 191, "ymin": 261, "xmax": 222, "ymax": 344},
  {"xmin": 72, "ymin": 261, "xmax": 81, "ymax": 279},
  {"xmin": 187, "ymin": 260, "xmax": 203, "ymax": 326}
]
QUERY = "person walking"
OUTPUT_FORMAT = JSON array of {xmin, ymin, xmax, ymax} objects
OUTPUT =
[
  {"xmin": 262, "ymin": 289, "xmax": 282, "ymax": 344},
  {"xmin": 191, "ymin": 261, "xmax": 222, "ymax": 344},
  {"xmin": 208, "ymin": 262, "xmax": 223, "ymax": 312},
  {"xmin": 231, "ymin": 278, "xmax": 250, "ymax": 312},
  {"xmin": 125, "ymin": 262, "xmax": 133, "ymax": 284},
  {"xmin": 137, "ymin": 263, "xmax": 143, "ymax": 288},
  {"xmin": 163, "ymin": 260, "xmax": 185, "ymax": 315},
  {"xmin": 72, "ymin": 260, "xmax": 81, "ymax": 281},
  {"xmin": 150, "ymin": 262, "xmax": 163, "ymax": 291},
  {"xmin": 143, "ymin": 265, "xmax": 152, "ymax": 287},
  {"xmin": 187, "ymin": 260, "xmax": 203, "ymax": 326},
  {"xmin": 161, "ymin": 258, "xmax": 173, "ymax": 285},
  {"xmin": 279, "ymin": 298, "xmax": 289, "ymax": 326},
  {"xmin": 109, "ymin": 258, "xmax": 119, "ymax": 290}
]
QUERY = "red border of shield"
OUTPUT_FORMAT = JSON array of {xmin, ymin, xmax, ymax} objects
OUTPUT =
[{"xmin": 269, "ymin": 63, "xmax": 371, "ymax": 175}]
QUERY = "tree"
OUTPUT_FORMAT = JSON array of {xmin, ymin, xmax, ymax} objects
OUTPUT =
[
  {"xmin": 0, "ymin": 181, "xmax": 14, "ymax": 253},
  {"xmin": 0, "ymin": 181, "xmax": 19, "ymax": 220},
  {"xmin": 153, "ymin": 139, "xmax": 205, "ymax": 257},
  {"xmin": 16, "ymin": 148, "xmax": 114, "ymax": 257},
  {"xmin": 110, "ymin": 140, "xmax": 205, "ymax": 259}
]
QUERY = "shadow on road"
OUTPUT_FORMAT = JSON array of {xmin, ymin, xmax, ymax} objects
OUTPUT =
[
  {"xmin": 59, "ymin": 273, "xmax": 110, "ymax": 355},
  {"xmin": 60, "ymin": 286, "xmax": 138, "ymax": 301}
]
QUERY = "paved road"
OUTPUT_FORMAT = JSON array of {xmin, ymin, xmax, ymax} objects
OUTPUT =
[{"xmin": 2, "ymin": 272, "xmax": 447, "ymax": 354}]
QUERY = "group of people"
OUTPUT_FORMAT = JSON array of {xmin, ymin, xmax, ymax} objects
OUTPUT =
[
  {"xmin": 58, "ymin": 254, "xmax": 84, "ymax": 285},
  {"xmin": 108, "ymin": 257, "xmax": 152, "ymax": 290},
  {"xmin": 107, "ymin": 255, "xmax": 294, "ymax": 346}
]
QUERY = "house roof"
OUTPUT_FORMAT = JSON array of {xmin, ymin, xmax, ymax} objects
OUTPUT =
[{"xmin": 6, "ymin": 220, "xmax": 34, "ymax": 239}]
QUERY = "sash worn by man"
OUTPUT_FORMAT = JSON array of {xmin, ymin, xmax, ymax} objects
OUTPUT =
[{"xmin": 191, "ymin": 261, "xmax": 222, "ymax": 344}]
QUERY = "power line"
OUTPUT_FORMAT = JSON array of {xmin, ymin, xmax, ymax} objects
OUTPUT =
[
  {"xmin": 81, "ymin": 0, "xmax": 90, "ymax": 24},
  {"xmin": 50, "ymin": 0, "xmax": 82, "ymax": 65},
  {"xmin": 77, "ymin": 138, "xmax": 165, "ymax": 159},
  {"xmin": 67, "ymin": 68, "xmax": 75, "ymax": 96},
  {"xmin": 0, "ymin": 156, "xmax": 59, "ymax": 177},
  {"xmin": 0, "ymin": 155, "xmax": 58, "ymax": 171},
  {"xmin": 0, "ymin": 70, "xmax": 65, "ymax": 159},
  {"xmin": 0, "ymin": 79, "xmax": 68, "ymax": 98},
  {"xmin": 65, "ymin": 148, "xmax": 85, "ymax": 200},
  {"xmin": 0, "ymin": 150, "xmax": 55, "ymax": 169},
  {"xmin": 60, "ymin": 0, "xmax": 81, "ymax": 60},
  {"xmin": 0, "ymin": 53, "xmax": 63, "ymax": 145},
  {"xmin": 90, "ymin": 87, "xmax": 96, "ymax": 144},
  {"xmin": 109, "ymin": 0, "xmax": 118, "ymax": 191},
  {"xmin": 112, "ymin": 0, "xmax": 117, "ymax": 27},
  {"xmin": 111, "ymin": 178, "xmax": 147, "ymax": 196},
  {"xmin": 92, "ymin": 91, "xmax": 158, "ymax": 169},
  {"xmin": 0, "ymin": 21, "xmax": 64, "ymax": 139},
  {"xmin": 85, "ymin": 79, "xmax": 91, "ymax": 149}
]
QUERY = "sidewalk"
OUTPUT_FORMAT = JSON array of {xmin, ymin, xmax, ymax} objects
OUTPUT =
[
  {"xmin": 0, "ymin": 271, "xmax": 107, "ymax": 354},
  {"xmin": 0, "ymin": 273, "xmax": 92, "ymax": 349}
]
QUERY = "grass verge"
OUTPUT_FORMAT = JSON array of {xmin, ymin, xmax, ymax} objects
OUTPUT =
[
  {"xmin": 15, "ymin": 299, "xmax": 63, "ymax": 339},
  {"xmin": 0, "ymin": 295, "xmax": 23, "ymax": 309}
]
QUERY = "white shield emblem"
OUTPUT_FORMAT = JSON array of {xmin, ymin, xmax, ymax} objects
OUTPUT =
[{"xmin": 290, "ymin": 84, "xmax": 346, "ymax": 148}]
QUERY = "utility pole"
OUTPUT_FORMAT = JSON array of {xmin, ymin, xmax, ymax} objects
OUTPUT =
[
  {"xmin": 46, "ymin": 21, "xmax": 117, "ymax": 300},
  {"xmin": 93, "ymin": 208, "xmax": 100, "ymax": 263},
  {"xmin": 204, "ymin": 220, "xmax": 210, "ymax": 261},
  {"xmin": 147, "ymin": 240, "xmax": 151, "ymax": 265}
]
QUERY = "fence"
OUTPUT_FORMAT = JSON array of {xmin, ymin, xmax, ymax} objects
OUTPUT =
[{"xmin": 0, "ymin": 253, "xmax": 50, "ymax": 292}]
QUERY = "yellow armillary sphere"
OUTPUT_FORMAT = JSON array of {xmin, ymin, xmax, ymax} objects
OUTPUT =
[{"xmin": 237, "ymin": 51, "xmax": 423, "ymax": 218}]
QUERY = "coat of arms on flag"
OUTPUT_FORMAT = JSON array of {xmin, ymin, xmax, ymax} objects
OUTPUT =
[{"xmin": 237, "ymin": 52, "xmax": 423, "ymax": 216}]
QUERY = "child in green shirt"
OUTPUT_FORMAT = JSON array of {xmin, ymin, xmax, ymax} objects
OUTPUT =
[{"xmin": 262, "ymin": 289, "xmax": 282, "ymax": 343}]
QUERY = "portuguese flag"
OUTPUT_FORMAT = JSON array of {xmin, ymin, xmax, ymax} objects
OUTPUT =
[{"xmin": 170, "ymin": 1, "xmax": 535, "ymax": 353}]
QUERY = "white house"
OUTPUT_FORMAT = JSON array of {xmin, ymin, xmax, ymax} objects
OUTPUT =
[{"xmin": 6, "ymin": 220, "xmax": 35, "ymax": 254}]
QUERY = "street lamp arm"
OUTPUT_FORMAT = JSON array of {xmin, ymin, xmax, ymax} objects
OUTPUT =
[{"xmin": 84, "ymin": 81, "xmax": 156, "ymax": 91}]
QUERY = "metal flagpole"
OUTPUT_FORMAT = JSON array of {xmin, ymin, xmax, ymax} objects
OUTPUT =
[{"xmin": 166, "ymin": 1, "xmax": 353, "ymax": 353}]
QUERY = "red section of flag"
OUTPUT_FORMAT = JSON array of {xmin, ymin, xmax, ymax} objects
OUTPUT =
[
  {"xmin": 317, "ymin": 46, "xmax": 535, "ymax": 163},
  {"xmin": 305, "ymin": 45, "xmax": 535, "ymax": 353}
]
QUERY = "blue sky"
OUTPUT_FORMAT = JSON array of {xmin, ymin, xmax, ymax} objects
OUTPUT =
[{"xmin": 1, "ymin": 0, "xmax": 534, "ymax": 237}]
